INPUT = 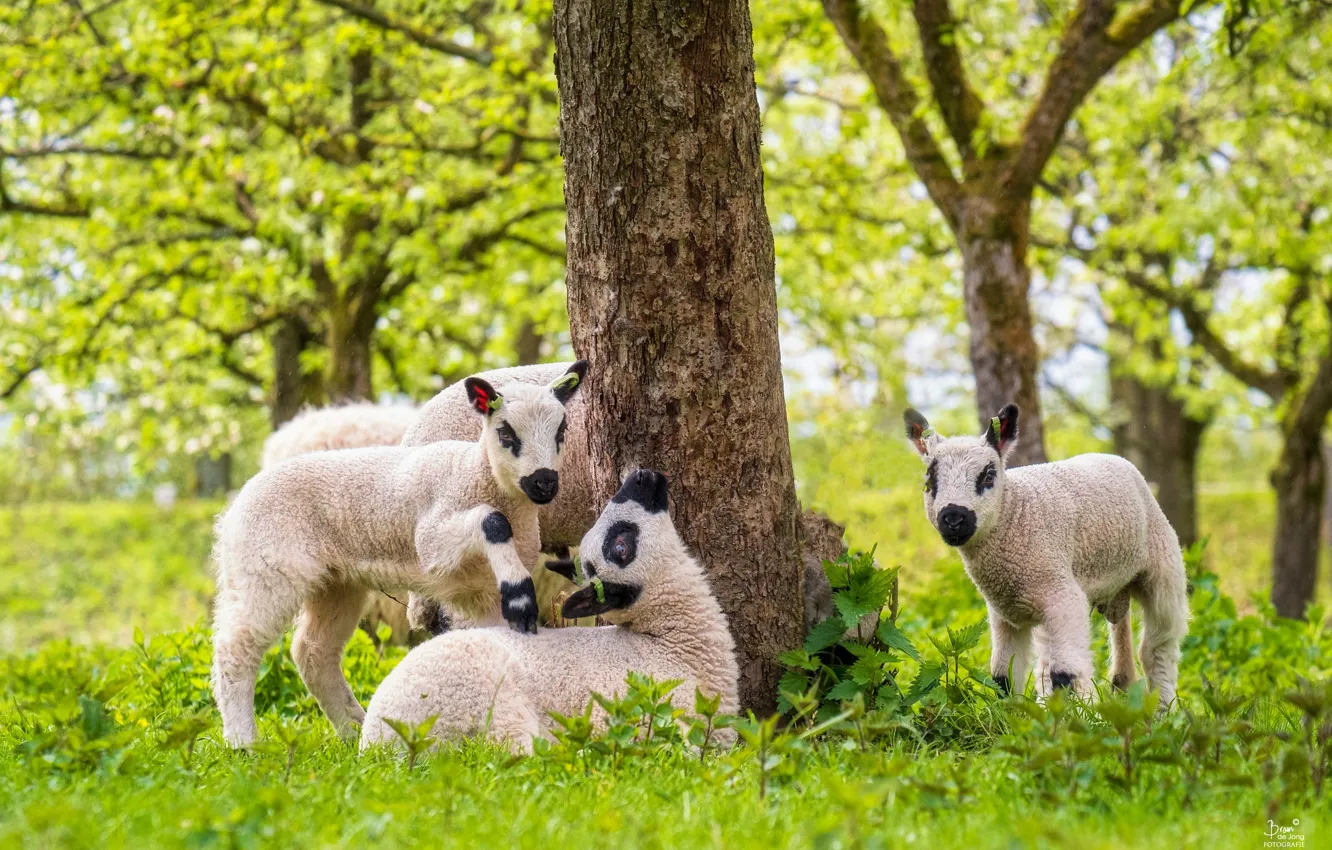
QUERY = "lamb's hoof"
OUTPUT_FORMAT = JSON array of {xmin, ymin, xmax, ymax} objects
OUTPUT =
[
  {"xmin": 993, "ymin": 674, "xmax": 1010, "ymax": 696},
  {"xmin": 501, "ymin": 578, "xmax": 539, "ymax": 635},
  {"xmin": 1111, "ymin": 674, "xmax": 1132, "ymax": 692},
  {"xmin": 421, "ymin": 601, "xmax": 451, "ymax": 637},
  {"xmin": 1049, "ymin": 671, "xmax": 1076, "ymax": 691}
]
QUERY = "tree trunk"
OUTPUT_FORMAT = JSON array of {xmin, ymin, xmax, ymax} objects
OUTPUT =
[
  {"xmin": 271, "ymin": 315, "xmax": 323, "ymax": 428},
  {"xmin": 325, "ymin": 303, "xmax": 376, "ymax": 402},
  {"xmin": 958, "ymin": 200, "xmax": 1047, "ymax": 466},
  {"xmin": 1271, "ymin": 435, "xmax": 1326, "ymax": 619},
  {"xmin": 515, "ymin": 319, "xmax": 543, "ymax": 366},
  {"xmin": 554, "ymin": 0, "xmax": 804, "ymax": 713},
  {"xmin": 1110, "ymin": 373, "xmax": 1207, "ymax": 548},
  {"xmin": 194, "ymin": 453, "xmax": 232, "ymax": 498}
]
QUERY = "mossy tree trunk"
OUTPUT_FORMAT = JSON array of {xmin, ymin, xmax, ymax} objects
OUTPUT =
[{"xmin": 554, "ymin": 0, "xmax": 805, "ymax": 712}]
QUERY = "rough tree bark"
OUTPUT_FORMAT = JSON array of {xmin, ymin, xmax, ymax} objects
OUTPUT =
[
  {"xmin": 324, "ymin": 301, "xmax": 377, "ymax": 402},
  {"xmin": 271, "ymin": 314, "xmax": 325, "ymax": 428},
  {"xmin": 1110, "ymin": 373, "xmax": 1207, "ymax": 547},
  {"xmin": 1270, "ymin": 355, "xmax": 1332, "ymax": 618},
  {"xmin": 554, "ymin": 0, "xmax": 805, "ymax": 712},
  {"xmin": 514, "ymin": 319, "xmax": 544, "ymax": 366},
  {"xmin": 820, "ymin": 0, "xmax": 1186, "ymax": 466},
  {"xmin": 960, "ymin": 199, "xmax": 1045, "ymax": 465},
  {"xmin": 1271, "ymin": 434, "xmax": 1326, "ymax": 618}
]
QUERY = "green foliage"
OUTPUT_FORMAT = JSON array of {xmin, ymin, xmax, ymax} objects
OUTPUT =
[
  {"xmin": 1, "ymin": 505, "xmax": 1331, "ymax": 846},
  {"xmin": 0, "ymin": 500, "xmax": 221, "ymax": 652}
]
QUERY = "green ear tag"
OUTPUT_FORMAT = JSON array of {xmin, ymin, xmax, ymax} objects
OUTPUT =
[
  {"xmin": 592, "ymin": 577, "xmax": 606, "ymax": 604},
  {"xmin": 553, "ymin": 372, "xmax": 580, "ymax": 391},
  {"xmin": 991, "ymin": 416, "xmax": 1001, "ymax": 434},
  {"xmin": 921, "ymin": 427, "xmax": 934, "ymax": 439},
  {"xmin": 488, "ymin": 396, "xmax": 504, "ymax": 411}
]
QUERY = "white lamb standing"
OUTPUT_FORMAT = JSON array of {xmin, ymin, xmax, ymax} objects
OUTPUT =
[
  {"xmin": 211, "ymin": 362, "xmax": 587, "ymax": 747},
  {"xmin": 902, "ymin": 404, "xmax": 1189, "ymax": 705},
  {"xmin": 359, "ymin": 469, "xmax": 740, "ymax": 754}
]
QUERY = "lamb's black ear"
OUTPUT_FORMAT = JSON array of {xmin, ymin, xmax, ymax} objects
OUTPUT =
[
  {"xmin": 985, "ymin": 404, "xmax": 1020, "ymax": 456},
  {"xmin": 560, "ymin": 580, "xmax": 642, "ymax": 620},
  {"xmin": 544, "ymin": 557, "xmax": 578, "ymax": 582},
  {"xmin": 904, "ymin": 407, "xmax": 933, "ymax": 457},
  {"xmin": 464, "ymin": 377, "xmax": 503, "ymax": 417},
  {"xmin": 611, "ymin": 468, "xmax": 669, "ymax": 514},
  {"xmin": 550, "ymin": 360, "xmax": 588, "ymax": 405}
]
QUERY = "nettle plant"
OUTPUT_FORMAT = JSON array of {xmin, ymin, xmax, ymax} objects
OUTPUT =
[{"xmin": 778, "ymin": 550, "xmax": 1003, "ymax": 735}]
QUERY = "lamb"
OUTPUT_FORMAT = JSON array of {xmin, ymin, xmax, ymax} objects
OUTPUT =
[
  {"xmin": 402, "ymin": 362, "xmax": 596, "ymax": 549},
  {"xmin": 902, "ymin": 404, "xmax": 1189, "ymax": 705},
  {"xmin": 210, "ymin": 362, "xmax": 587, "ymax": 747},
  {"xmin": 261, "ymin": 403, "xmax": 418, "ymax": 471},
  {"xmin": 359, "ymin": 469, "xmax": 740, "ymax": 754},
  {"xmin": 261, "ymin": 403, "xmax": 422, "ymax": 644}
]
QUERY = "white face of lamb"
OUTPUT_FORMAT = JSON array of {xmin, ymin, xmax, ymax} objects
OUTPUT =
[
  {"xmin": 920, "ymin": 437, "xmax": 1005, "ymax": 547},
  {"xmin": 465, "ymin": 362, "xmax": 585, "ymax": 506},
  {"xmin": 564, "ymin": 469, "xmax": 677, "ymax": 622}
]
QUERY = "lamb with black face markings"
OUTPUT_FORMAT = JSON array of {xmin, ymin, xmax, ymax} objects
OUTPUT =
[
  {"xmin": 903, "ymin": 404, "xmax": 1189, "ymax": 706},
  {"xmin": 359, "ymin": 469, "xmax": 740, "ymax": 755},
  {"xmin": 210, "ymin": 362, "xmax": 587, "ymax": 748}
]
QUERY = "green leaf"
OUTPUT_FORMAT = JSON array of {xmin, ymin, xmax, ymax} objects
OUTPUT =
[
  {"xmin": 877, "ymin": 620, "xmax": 922, "ymax": 662},
  {"xmin": 804, "ymin": 616, "xmax": 847, "ymax": 653}
]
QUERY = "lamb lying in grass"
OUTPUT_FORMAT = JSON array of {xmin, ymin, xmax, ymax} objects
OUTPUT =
[
  {"xmin": 359, "ymin": 469, "xmax": 740, "ymax": 754},
  {"xmin": 211, "ymin": 362, "xmax": 587, "ymax": 747},
  {"xmin": 903, "ymin": 404, "xmax": 1189, "ymax": 704}
]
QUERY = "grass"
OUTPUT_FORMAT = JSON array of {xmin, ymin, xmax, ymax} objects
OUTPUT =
[
  {"xmin": 0, "ymin": 500, "xmax": 221, "ymax": 653},
  {"xmin": 0, "ymin": 429, "xmax": 1328, "ymax": 847}
]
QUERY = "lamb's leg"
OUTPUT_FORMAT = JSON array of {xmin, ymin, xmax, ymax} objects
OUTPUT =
[
  {"xmin": 292, "ymin": 582, "xmax": 369, "ymax": 739},
  {"xmin": 1041, "ymin": 584, "xmax": 1095, "ymax": 698},
  {"xmin": 1109, "ymin": 612, "xmax": 1137, "ymax": 691},
  {"xmin": 1032, "ymin": 626, "xmax": 1051, "ymax": 697},
  {"xmin": 211, "ymin": 576, "xmax": 300, "ymax": 748},
  {"xmin": 1135, "ymin": 529, "xmax": 1190, "ymax": 707},
  {"xmin": 987, "ymin": 606, "xmax": 1033, "ymax": 696},
  {"xmin": 417, "ymin": 505, "xmax": 538, "ymax": 634}
]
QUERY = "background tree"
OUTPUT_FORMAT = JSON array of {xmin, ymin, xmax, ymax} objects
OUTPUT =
[
  {"xmin": 1044, "ymin": 10, "xmax": 1332, "ymax": 616},
  {"xmin": 554, "ymin": 0, "xmax": 805, "ymax": 711},
  {"xmin": 812, "ymin": 0, "xmax": 1196, "ymax": 464},
  {"xmin": 0, "ymin": 0, "xmax": 565, "ymax": 435}
]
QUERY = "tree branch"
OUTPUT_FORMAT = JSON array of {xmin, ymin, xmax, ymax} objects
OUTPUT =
[
  {"xmin": 310, "ymin": 0, "xmax": 493, "ymax": 65},
  {"xmin": 1002, "ymin": 0, "xmax": 1183, "ymax": 204},
  {"xmin": 820, "ymin": 0, "xmax": 964, "ymax": 229},
  {"xmin": 911, "ymin": 0, "xmax": 988, "ymax": 165},
  {"xmin": 1120, "ymin": 267, "xmax": 1288, "ymax": 400}
]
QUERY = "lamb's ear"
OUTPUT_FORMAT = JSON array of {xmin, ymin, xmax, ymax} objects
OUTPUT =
[
  {"xmin": 612, "ymin": 468, "xmax": 669, "ymax": 514},
  {"xmin": 550, "ymin": 360, "xmax": 588, "ymax": 405},
  {"xmin": 561, "ymin": 579, "xmax": 642, "ymax": 620},
  {"xmin": 984, "ymin": 404, "xmax": 1020, "ymax": 457},
  {"xmin": 464, "ymin": 377, "xmax": 503, "ymax": 417},
  {"xmin": 903, "ymin": 408, "xmax": 936, "ymax": 458}
]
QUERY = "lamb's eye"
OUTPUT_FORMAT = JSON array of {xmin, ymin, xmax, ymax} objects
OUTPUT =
[
  {"xmin": 555, "ymin": 418, "xmax": 568, "ymax": 448},
  {"xmin": 924, "ymin": 461, "xmax": 938, "ymax": 497},
  {"xmin": 602, "ymin": 520, "xmax": 639, "ymax": 567},
  {"xmin": 495, "ymin": 423, "xmax": 522, "ymax": 455},
  {"xmin": 976, "ymin": 463, "xmax": 997, "ymax": 494}
]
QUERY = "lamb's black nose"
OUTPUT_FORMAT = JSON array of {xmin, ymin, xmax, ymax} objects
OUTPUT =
[
  {"xmin": 520, "ymin": 469, "xmax": 560, "ymax": 504},
  {"xmin": 937, "ymin": 504, "xmax": 977, "ymax": 546}
]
